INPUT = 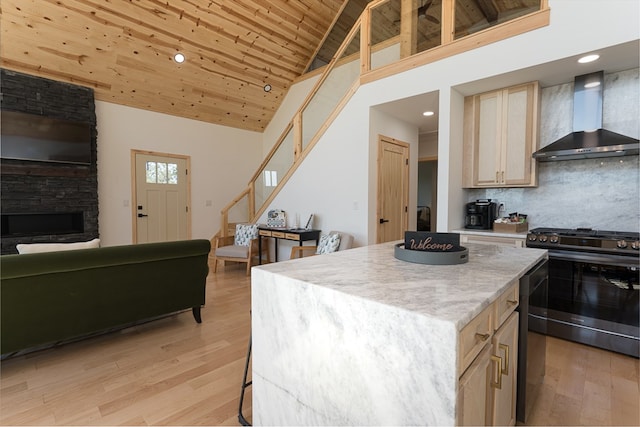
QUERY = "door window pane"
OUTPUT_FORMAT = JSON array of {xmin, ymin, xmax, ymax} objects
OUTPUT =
[
  {"xmin": 146, "ymin": 161, "xmax": 157, "ymax": 183},
  {"xmin": 146, "ymin": 161, "xmax": 179, "ymax": 185},
  {"xmin": 168, "ymin": 163, "xmax": 178, "ymax": 184},
  {"xmin": 157, "ymin": 162, "xmax": 167, "ymax": 184}
]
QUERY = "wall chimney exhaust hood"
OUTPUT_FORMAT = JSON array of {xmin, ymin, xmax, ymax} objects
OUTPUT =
[{"xmin": 532, "ymin": 71, "xmax": 639, "ymax": 161}]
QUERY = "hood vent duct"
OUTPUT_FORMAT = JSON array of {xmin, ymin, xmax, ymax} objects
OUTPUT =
[{"xmin": 532, "ymin": 71, "xmax": 639, "ymax": 161}]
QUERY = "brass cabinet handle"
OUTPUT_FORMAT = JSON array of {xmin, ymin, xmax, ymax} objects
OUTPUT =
[
  {"xmin": 475, "ymin": 332, "xmax": 490, "ymax": 341},
  {"xmin": 499, "ymin": 343, "xmax": 510, "ymax": 374},
  {"xmin": 507, "ymin": 299, "xmax": 518, "ymax": 306},
  {"xmin": 501, "ymin": 171, "xmax": 505, "ymax": 183},
  {"xmin": 496, "ymin": 171, "xmax": 499, "ymax": 183},
  {"xmin": 491, "ymin": 355, "xmax": 503, "ymax": 389}
]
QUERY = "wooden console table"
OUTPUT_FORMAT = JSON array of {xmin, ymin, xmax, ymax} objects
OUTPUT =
[{"xmin": 257, "ymin": 226, "xmax": 321, "ymax": 263}]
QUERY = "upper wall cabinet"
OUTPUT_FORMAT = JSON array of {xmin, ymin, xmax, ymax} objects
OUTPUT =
[{"xmin": 463, "ymin": 82, "xmax": 540, "ymax": 188}]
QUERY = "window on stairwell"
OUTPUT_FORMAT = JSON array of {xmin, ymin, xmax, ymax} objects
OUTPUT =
[
  {"xmin": 264, "ymin": 170, "xmax": 278, "ymax": 187},
  {"xmin": 146, "ymin": 161, "xmax": 179, "ymax": 184}
]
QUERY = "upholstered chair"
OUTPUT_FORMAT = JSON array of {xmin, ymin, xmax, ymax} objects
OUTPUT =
[
  {"xmin": 212, "ymin": 224, "xmax": 269, "ymax": 275},
  {"xmin": 290, "ymin": 231, "xmax": 354, "ymax": 259}
]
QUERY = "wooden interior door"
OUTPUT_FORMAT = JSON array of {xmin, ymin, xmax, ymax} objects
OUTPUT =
[
  {"xmin": 377, "ymin": 136, "xmax": 409, "ymax": 244},
  {"xmin": 133, "ymin": 151, "xmax": 190, "ymax": 243}
]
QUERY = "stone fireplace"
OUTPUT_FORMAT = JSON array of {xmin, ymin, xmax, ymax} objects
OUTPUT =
[{"xmin": 1, "ymin": 69, "xmax": 99, "ymax": 254}]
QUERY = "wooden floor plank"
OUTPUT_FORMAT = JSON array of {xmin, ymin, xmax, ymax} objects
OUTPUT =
[{"xmin": 1, "ymin": 261, "xmax": 637, "ymax": 426}]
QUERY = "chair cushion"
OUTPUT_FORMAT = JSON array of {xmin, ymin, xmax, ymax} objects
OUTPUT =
[
  {"xmin": 316, "ymin": 233, "xmax": 341, "ymax": 255},
  {"xmin": 215, "ymin": 245, "xmax": 250, "ymax": 258},
  {"xmin": 234, "ymin": 224, "xmax": 258, "ymax": 247},
  {"xmin": 329, "ymin": 231, "xmax": 354, "ymax": 251}
]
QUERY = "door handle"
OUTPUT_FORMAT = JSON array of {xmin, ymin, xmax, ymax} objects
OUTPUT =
[
  {"xmin": 379, "ymin": 218, "xmax": 389, "ymax": 224},
  {"xmin": 499, "ymin": 343, "xmax": 510, "ymax": 374},
  {"xmin": 491, "ymin": 355, "xmax": 503, "ymax": 389},
  {"xmin": 137, "ymin": 213, "xmax": 148, "ymax": 218}
]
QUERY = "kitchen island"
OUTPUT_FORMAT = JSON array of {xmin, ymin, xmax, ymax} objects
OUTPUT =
[{"xmin": 251, "ymin": 241, "xmax": 547, "ymax": 426}]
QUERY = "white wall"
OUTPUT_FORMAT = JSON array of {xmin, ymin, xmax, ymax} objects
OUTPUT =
[
  {"xmin": 419, "ymin": 132, "xmax": 438, "ymax": 158},
  {"xmin": 96, "ymin": 101, "xmax": 261, "ymax": 246},
  {"xmin": 258, "ymin": 0, "xmax": 639, "ymax": 247}
]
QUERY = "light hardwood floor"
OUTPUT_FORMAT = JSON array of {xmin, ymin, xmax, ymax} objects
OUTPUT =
[
  {"xmin": 525, "ymin": 336, "xmax": 639, "ymax": 426},
  {"xmin": 1, "ymin": 261, "xmax": 638, "ymax": 426}
]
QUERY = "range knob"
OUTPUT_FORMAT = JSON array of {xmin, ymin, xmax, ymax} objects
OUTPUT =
[
  {"xmin": 527, "ymin": 234, "xmax": 537, "ymax": 242},
  {"xmin": 538, "ymin": 235, "xmax": 548, "ymax": 243},
  {"xmin": 549, "ymin": 235, "xmax": 559, "ymax": 244},
  {"xmin": 632, "ymin": 241, "xmax": 640, "ymax": 250},
  {"xmin": 617, "ymin": 240, "xmax": 628, "ymax": 249}
]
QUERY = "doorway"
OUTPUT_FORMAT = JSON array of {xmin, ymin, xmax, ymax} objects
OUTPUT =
[
  {"xmin": 418, "ymin": 158, "xmax": 437, "ymax": 231},
  {"xmin": 132, "ymin": 150, "xmax": 191, "ymax": 243},
  {"xmin": 376, "ymin": 136, "xmax": 409, "ymax": 244}
]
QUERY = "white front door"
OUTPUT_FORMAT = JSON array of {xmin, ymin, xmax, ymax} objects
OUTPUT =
[{"xmin": 133, "ymin": 151, "xmax": 190, "ymax": 243}]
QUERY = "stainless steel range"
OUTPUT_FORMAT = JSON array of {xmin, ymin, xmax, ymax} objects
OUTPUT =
[{"xmin": 526, "ymin": 228, "xmax": 639, "ymax": 357}]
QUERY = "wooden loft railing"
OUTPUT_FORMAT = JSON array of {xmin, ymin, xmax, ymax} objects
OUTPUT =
[{"xmin": 217, "ymin": 0, "xmax": 550, "ymax": 238}]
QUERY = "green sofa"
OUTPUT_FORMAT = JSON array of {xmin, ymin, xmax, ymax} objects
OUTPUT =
[{"xmin": 1, "ymin": 239, "xmax": 211, "ymax": 356}]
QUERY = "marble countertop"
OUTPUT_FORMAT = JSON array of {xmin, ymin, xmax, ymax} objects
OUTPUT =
[
  {"xmin": 453, "ymin": 228, "xmax": 530, "ymax": 239},
  {"xmin": 254, "ymin": 241, "xmax": 547, "ymax": 330}
]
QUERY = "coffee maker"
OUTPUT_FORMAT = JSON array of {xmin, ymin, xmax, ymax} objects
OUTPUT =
[{"xmin": 465, "ymin": 199, "xmax": 497, "ymax": 229}]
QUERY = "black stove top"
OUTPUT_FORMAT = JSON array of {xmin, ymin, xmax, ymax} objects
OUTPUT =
[{"xmin": 526, "ymin": 227, "xmax": 640, "ymax": 256}]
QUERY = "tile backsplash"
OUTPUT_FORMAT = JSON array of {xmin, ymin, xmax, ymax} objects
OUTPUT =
[{"xmin": 467, "ymin": 68, "xmax": 639, "ymax": 232}]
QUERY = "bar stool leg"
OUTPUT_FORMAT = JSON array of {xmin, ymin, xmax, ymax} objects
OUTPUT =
[{"xmin": 238, "ymin": 332, "xmax": 252, "ymax": 426}]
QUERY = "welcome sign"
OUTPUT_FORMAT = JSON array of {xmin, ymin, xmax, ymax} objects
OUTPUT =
[{"xmin": 404, "ymin": 232, "xmax": 462, "ymax": 252}]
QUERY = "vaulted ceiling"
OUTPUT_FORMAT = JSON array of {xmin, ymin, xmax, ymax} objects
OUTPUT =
[{"xmin": 0, "ymin": 0, "xmax": 349, "ymax": 132}]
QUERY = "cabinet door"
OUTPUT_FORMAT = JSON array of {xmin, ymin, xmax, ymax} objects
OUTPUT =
[
  {"xmin": 491, "ymin": 312, "xmax": 519, "ymax": 426},
  {"xmin": 458, "ymin": 344, "xmax": 492, "ymax": 426},
  {"xmin": 463, "ymin": 81, "xmax": 539, "ymax": 188},
  {"xmin": 475, "ymin": 91, "xmax": 502, "ymax": 186},
  {"xmin": 502, "ymin": 83, "xmax": 536, "ymax": 186}
]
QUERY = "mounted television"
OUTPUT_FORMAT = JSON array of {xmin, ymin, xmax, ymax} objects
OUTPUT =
[{"xmin": 1, "ymin": 110, "xmax": 92, "ymax": 165}]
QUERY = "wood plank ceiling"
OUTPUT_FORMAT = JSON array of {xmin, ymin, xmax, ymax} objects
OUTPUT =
[{"xmin": 0, "ymin": 0, "xmax": 346, "ymax": 132}]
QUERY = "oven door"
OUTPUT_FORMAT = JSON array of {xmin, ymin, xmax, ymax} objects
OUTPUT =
[{"xmin": 546, "ymin": 250, "xmax": 639, "ymax": 357}]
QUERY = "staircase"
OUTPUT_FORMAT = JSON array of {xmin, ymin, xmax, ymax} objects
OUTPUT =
[{"xmin": 215, "ymin": 0, "xmax": 550, "ymax": 239}]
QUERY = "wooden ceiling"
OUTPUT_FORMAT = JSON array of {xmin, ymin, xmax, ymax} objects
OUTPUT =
[
  {"xmin": 1, "ymin": 0, "xmax": 544, "ymax": 133},
  {"xmin": 0, "ymin": 0, "xmax": 347, "ymax": 132}
]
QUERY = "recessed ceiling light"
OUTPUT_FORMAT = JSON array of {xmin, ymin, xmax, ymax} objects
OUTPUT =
[
  {"xmin": 422, "ymin": 111, "xmax": 434, "ymax": 116},
  {"xmin": 173, "ymin": 52, "xmax": 185, "ymax": 63},
  {"xmin": 578, "ymin": 54, "xmax": 599, "ymax": 64},
  {"xmin": 263, "ymin": 84, "xmax": 272, "ymax": 92}
]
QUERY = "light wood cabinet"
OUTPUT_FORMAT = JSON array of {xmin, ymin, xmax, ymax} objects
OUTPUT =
[
  {"xmin": 460, "ymin": 234, "xmax": 525, "ymax": 248},
  {"xmin": 463, "ymin": 82, "xmax": 540, "ymax": 188},
  {"xmin": 458, "ymin": 281, "xmax": 519, "ymax": 426},
  {"xmin": 458, "ymin": 301, "xmax": 493, "ymax": 373},
  {"xmin": 458, "ymin": 344, "xmax": 492, "ymax": 426},
  {"xmin": 491, "ymin": 312, "xmax": 519, "ymax": 426}
]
